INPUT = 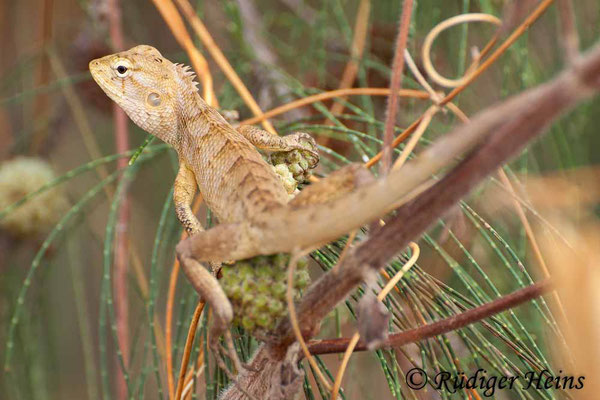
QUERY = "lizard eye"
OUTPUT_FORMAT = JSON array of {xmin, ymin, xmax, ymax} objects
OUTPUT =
[
  {"xmin": 113, "ymin": 60, "xmax": 132, "ymax": 78},
  {"xmin": 147, "ymin": 92, "xmax": 162, "ymax": 107}
]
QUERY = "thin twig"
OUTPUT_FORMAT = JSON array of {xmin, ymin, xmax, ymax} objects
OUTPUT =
[
  {"xmin": 166, "ymin": 194, "xmax": 204, "ymax": 399},
  {"xmin": 175, "ymin": 302, "xmax": 205, "ymax": 400},
  {"xmin": 150, "ymin": 0, "xmax": 216, "ymax": 105},
  {"xmin": 241, "ymin": 88, "xmax": 429, "ymax": 125},
  {"xmin": 391, "ymin": 105, "xmax": 438, "ymax": 171},
  {"xmin": 324, "ymin": 0, "xmax": 371, "ymax": 126},
  {"xmin": 174, "ymin": 0, "xmax": 277, "ymax": 135},
  {"xmin": 308, "ymin": 279, "xmax": 553, "ymax": 355},
  {"xmin": 556, "ymin": 0, "xmax": 579, "ymax": 61},
  {"xmin": 107, "ymin": 1, "xmax": 130, "ymax": 399},
  {"xmin": 286, "ymin": 248, "xmax": 331, "ymax": 391},
  {"xmin": 331, "ymin": 243, "xmax": 419, "ymax": 399},
  {"xmin": 421, "ymin": 13, "xmax": 502, "ymax": 88},
  {"xmin": 381, "ymin": 0, "xmax": 414, "ymax": 174}
]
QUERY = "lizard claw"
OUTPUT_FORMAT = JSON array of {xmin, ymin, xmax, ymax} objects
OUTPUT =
[{"xmin": 285, "ymin": 132, "xmax": 319, "ymax": 165}]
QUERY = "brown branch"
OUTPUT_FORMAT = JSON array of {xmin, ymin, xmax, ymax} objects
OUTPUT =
[
  {"xmin": 381, "ymin": 0, "xmax": 414, "ymax": 174},
  {"xmin": 241, "ymin": 88, "xmax": 429, "ymax": 126},
  {"xmin": 307, "ymin": 279, "xmax": 553, "ymax": 355},
  {"xmin": 273, "ymin": 47, "xmax": 599, "ymax": 352}
]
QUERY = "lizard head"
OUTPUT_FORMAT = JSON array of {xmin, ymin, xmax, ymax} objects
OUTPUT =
[{"xmin": 89, "ymin": 45, "xmax": 195, "ymax": 146}]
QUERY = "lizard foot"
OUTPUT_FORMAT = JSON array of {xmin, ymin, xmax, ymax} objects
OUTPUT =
[
  {"xmin": 210, "ymin": 330, "xmax": 244, "ymax": 378},
  {"xmin": 212, "ymin": 336, "xmax": 260, "ymax": 400},
  {"xmin": 270, "ymin": 132, "xmax": 319, "ymax": 183},
  {"xmin": 284, "ymin": 131, "xmax": 319, "ymax": 165}
]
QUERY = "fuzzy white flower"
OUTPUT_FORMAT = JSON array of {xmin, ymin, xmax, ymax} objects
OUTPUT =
[{"xmin": 0, "ymin": 157, "xmax": 68, "ymax": 237}]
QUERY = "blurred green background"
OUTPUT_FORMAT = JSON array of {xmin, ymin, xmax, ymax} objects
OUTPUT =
[{"xmin": 1, "ymin": 1, "xmax": 599, "ymax": 399}]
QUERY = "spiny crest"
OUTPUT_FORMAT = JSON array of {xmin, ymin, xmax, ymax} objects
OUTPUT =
[{"xmin": 174, "ymin": 62, "xmax": 199, "ymax": 87}]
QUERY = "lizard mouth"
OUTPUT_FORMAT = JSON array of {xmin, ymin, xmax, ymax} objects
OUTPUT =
[
  {"xmin": 88, "ymin": 59, "xmax": 104, "ymax": 84},
  {"xmin": 88, "ymin": 58, "xmax": 117, "ymax": 100},
  {"xmin": 89, "ymin": 60, "xmax": 103, "ymax": 85}
]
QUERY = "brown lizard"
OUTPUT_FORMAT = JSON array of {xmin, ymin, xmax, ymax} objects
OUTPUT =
[{"xmin": 89, "ymin": 45, "xmax": 373, "ymax": 361}]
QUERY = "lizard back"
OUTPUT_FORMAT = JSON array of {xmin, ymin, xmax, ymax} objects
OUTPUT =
[{"xmin": 178, "ymin": 106, "xmax": 289, "ymax": 223}]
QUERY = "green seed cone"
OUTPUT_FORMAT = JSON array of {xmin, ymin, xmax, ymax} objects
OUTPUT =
[{"xmin": 220, "ymin": 253, "xmax": 310, "ymax": 334}]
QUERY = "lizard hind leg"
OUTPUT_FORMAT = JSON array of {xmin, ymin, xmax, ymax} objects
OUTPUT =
[
  {"xmin": 177, "ymin": 254, "xmax": 246, "ymax": 377},
  {"xmin": 178, "ymin": 255, "xmax": 233, "ymax": 336}
]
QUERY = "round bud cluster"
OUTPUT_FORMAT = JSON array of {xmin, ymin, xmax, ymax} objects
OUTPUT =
[
  {"xmin": 270, "ymin": 137, "xmax": 319, "ymax": 184},
  {"xmin": 220, "ymin": 254, "xmax": 310, "ymax": 334},
  {"xmin": 0, "ymin": 157, "xmax": 68, "ymax": 238}
]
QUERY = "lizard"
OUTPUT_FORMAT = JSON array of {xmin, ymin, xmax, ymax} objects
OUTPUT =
[{"xmin": 89, "ymin": 44, "xmax": 374, "ymax": 366}]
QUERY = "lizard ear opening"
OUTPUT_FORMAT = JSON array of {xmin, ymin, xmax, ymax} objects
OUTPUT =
[{"xmin": 146, "ymin": 92, "xmax": 162, "ymax": 107}]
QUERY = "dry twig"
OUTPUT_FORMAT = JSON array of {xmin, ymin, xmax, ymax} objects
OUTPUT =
[
  {"xmin": 381, "ymin": 0, "xmax": 414, "ymax": 174},
  {"xmin": 106, "ymin": 1, "xmax": 130, "ymax": 399},
  {"xmin": 308, "ymin": 279, "xmax": 552, "ymax": 355}
]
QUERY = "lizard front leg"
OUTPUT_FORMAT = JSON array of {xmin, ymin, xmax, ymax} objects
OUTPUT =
[
  {"xmin": 236, "ymin": 124, "xmax": 318, "ymax": 157},
  {"xmin": 174, "ymin": 163, "xmax": 240, "ymax": 367},
  {"xmin": 174, "ymin": 163, "xmax": 203, "ymax": 235},
  {"xmin": 237, "ymin": 125, "xmax": 319, "ymax": 189}
]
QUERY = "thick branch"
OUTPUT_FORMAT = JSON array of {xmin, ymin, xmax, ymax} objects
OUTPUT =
[{"xmin": 307, "ymin": 279, "xmax": 552, "ymax": 355}]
